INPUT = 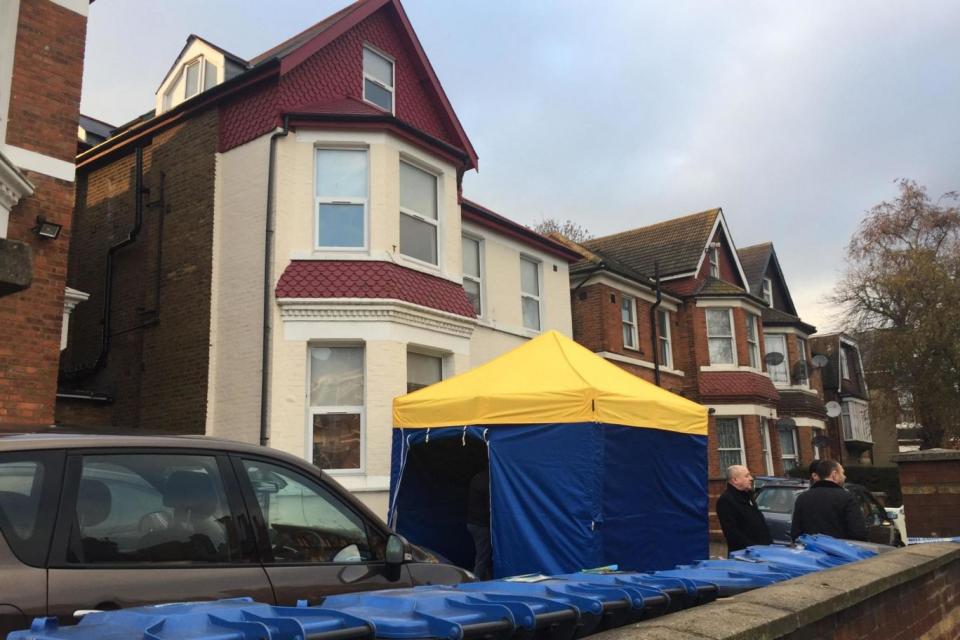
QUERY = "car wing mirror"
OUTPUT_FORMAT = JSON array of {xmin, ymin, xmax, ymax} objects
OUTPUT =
[{"xmin": 386, "ymin": 533, "xmax": 410, "ymax": 566}]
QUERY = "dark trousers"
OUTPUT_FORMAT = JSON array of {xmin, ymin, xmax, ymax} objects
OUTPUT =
[{"xmin": 467, "ymin": 523, "xmax": 492, "ymax": 580}]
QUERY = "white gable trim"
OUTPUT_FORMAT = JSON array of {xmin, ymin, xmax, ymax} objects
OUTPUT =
[{"xmin": 691, "ymin": 209, "xmax": 750, "ymax": 289}]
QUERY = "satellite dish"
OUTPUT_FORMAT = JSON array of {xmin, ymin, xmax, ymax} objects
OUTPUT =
[
  {"xmin": 812, "ymin": 435, "xmax": 831, "ymax": 448},
  {"xmin": 764, "ymin": 351, "xmax": 785, "ymax": 366},
  {"xmin": 825, "ymin": 401, "xmax": 842, "ymax": 418},
  {"xmin": 812, "ymin": 354, "xmax": 829, "ymax": 368},
  {"xmin": 776, "ymin": 417, "xmax": 797, "ymax": 429}
]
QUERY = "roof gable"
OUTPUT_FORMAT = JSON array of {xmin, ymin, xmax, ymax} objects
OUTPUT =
[
  {"xmin": 737, "ymin": 242, "xmax": 799, "ymax": 316},
  {"xmin": 250, "ymin": 0, "xmax": 477, "ymax": 169}
]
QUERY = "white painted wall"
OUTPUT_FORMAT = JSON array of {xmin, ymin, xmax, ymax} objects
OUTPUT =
[
  {"xmin": 206, "ymin": 133, "xmax": 271, "ymax": 444},
  {"xmin": 462, "ymin": 220, "xmax": 572, "ymax": 366},
  {"xmin": 156, "ymin": 38, "xmax": 234, "ymax": 114}
]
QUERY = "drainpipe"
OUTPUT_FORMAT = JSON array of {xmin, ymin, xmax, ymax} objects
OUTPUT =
[
  {"xmin": 259, "ymin": 117, "xmax": 290, "ymax": 447},
  {"xmin": 62, "ymin": 145, "xmax": 147, "ymax": 381},
  {"xmin": 649, "ymin": 262, "xmax": 663, "ymax": 386}
]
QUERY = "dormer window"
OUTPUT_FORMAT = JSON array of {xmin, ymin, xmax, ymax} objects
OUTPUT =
[
  {"xmin": 363, "ymin": 46, "xmax": 394, "ymax": 113},
  {"xmin": 761, "ymin": 277, "xmax": 773, "ymax": 305},
  {"xmin": 184, "ymin": 59, "xmax": 201, "ymax": 98}
]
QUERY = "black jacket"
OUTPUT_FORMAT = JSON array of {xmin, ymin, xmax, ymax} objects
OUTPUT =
[
  {"xmin": 790, "ymin": 481, "xmax": 868, "ymax": 541},
  {"xmin": 716, "ymin": 484, "xmax": 772, "ymax": 552}
]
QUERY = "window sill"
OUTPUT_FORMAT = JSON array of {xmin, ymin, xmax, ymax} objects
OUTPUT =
[{"xmin": 699, "ymin": 365, "xmax": 767, "ymax": 375}]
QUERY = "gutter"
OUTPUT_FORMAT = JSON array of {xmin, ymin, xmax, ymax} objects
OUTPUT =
[{"xmin": 259, "ymin": 117, "xmax": 290, "ymax": 447}]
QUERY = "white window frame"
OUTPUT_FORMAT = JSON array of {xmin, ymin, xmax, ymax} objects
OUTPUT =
[
  {"xmin": 621, "ymin": 295, "xmax": 639, "ymax": 350},
  {"xmin": 764, "ymin": 332, "xmax": 790, "ymax": 385},
  {"xmin": 778, "ymin": 424, "xmax": 799, "ymax": 471},
  {"xmin": 399, "ymin": 158, "xmax": 440, "ymax": 267},
  {"xmin": 314, "ymin": 147, "xmax": 369, "ymax": 252},
  {"xmin": 183, "ymin": 57, "xmax": 204, "ymax": 99},
  {"xmin": 761, "ymin": 278, "xmax": 773, "ymax": 306},
  {"xmin": 709, "ymin": 245, "xmax": 720, "ymax": 278},
  {"xmin": 761, "ymin": 418, "xmax": 775, "ymax": 476},
  {"xmin": 657, "ymin": 309, "xmax": 673, "ymax": 369},
  {"xmin": 840, "ymin": 347, "xmax": 851, "ymax": 380},
  {"xmin": 746, "ymin": 314, "xmax": 761, "ymax": 369},
  {"xmin": 520, "ymin": 255, "xmax": 543, "ymax": 332},
  {"xmin": 362, "ymin": 44, "xmax": 395, "ymax": 114},
  {"xmin": 796, "ymin": 336, "xmax": 810, "ymax": 388},
  {"xmin": 706, "ymin": 307, "xmax": 736, "ymax": 365},
  {"xmin": 462, "ymin": 234, "xmax": 484, "ymax": 317},
  {"xmin": 812, "ymin": 427, "xmax": 825, "ymax": 459},
  {"xmin": 307, "ymin": 345, "xmax": 365, "ymax": 475},
  {"xmin": 406, "ymin": 349, "xmax": 445, "ymax": 394},
  {"xmin": 841, "ymin": 399, "xmax": 873, "ymax": 442},
  {"xmin": 716, "ymin": 417, "xmax": 745, "ymax": 470}
]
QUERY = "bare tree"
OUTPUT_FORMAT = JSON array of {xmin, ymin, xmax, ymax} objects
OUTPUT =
[
  {"xmin": 833, "ymin": 180, "xmax": 960, "ymax": 448},
  {"xmin": 532, "ymin": 218, "xmax": 594, "ymax": 244}
]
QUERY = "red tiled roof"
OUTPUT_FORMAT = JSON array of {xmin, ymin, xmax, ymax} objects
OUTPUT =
[
  {"xmin": 698, "ymin": 372, "xmax": 780, "ymax": 403},
  {"xmin": 275, "ymin": 260, "xmax": 476, "ymax": 318},
  {"xmin": 286, "ymin": 96, "xmax": 386, "ymax": 117}
]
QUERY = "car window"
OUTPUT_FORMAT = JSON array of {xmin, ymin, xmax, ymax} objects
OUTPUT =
[
  {"xmin": 241, "ymin": 459, "xmax": 385, "ymax": 564},
  {"xmin": 756, "ymin": 487, "xmax": 801, "ymax": 514},
  {"xmin": 67, "ymin": 454, "xmax": 243, "ymax": 564},
  {"xmin": 0, "ymin": 452, "xmax": 61, "ymax": 566}
]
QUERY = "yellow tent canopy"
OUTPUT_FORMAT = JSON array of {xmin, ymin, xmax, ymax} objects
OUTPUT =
[{"xmin": 393, "ymin": 330, "xmax": 707, "ymax": 435}]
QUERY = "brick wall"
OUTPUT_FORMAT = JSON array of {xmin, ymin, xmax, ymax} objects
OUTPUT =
[
  {"xmin": 59, "ymin": 109, "xmax": 219, "ymax": 433},
  {"xmin": 0, "ymin": 0, "xmax": 87, "ymax": 427},
  {"xmin": 597, "ymin": 543, "xmax": 960, "ymax": 640},
  {"xmin": 894, "ymin": 450, "xmax": 960, "ymax": 537}
]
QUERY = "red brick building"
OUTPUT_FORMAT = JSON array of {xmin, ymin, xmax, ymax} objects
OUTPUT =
[
  {"xmin": 566, "ymin": 209, "xmax": 825, "ymax": 539},
  {"xmin": 0, "ymin": 0, "xmax": 90, "ymax": 428}
]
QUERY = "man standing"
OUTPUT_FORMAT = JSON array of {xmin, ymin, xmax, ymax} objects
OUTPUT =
[
  {"xmin": 466, "ymin": 467, "xmax": 492, "ymax": 580},
  {"xmin": 791, "ymin": 459, "xmax": 867, "ymax": 541},
  {"xmin": 716, "ymin": 465, "xmax": 772, "ymax": 553}
]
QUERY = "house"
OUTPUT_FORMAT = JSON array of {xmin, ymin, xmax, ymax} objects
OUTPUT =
[
  {"xmin": 737, "ymin": 242, "xmax": 828, "ymax": 470},
  {"xmin": 566, "ymin": 208, "xmax": 795, "ymax": 538},
  {"xmin": 808, "ymin": 332, "xmax": 875, "ymax": 466},
  {"xmin": 59, "ymin": 0, "xmax": 579, "ymax": 515},
  {"xmin": 0, "ymin": 0, "xmax": 90, "ymax": 428}
]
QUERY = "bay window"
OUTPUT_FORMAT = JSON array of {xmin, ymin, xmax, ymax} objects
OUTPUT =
[
  {"xmin": 309, "ymin": 346, "xmax": 364, "ymax": 471},
  {"xmin": 796, "ymin": 337, "xmax": 809, "ymax": 386},
  {"xmin": 399, "ymin": 161, "xmax": 439, "ymax": 265},
  {"xmin": 747, "ymin": 314, "xmax": 761, "ymax": 369},
  {"xmin": 778, "ymin": 424, "xmax": 799, "ymax": 472},
  {"xmin": 407, "ymin": 351, "xmax": 443, "ymax": 393},
  {"xmin": 764, "ymin": 333, "xmax": 789, "ymax": 384},
  {"xmin": 315, "ymin": 148, "xmax": 367, "ymax": 249},
  {"xmin": 706, "ymin": 308, "xmax": 735, "ymax": 365},
  {"xmin": 717, "ymin": 417, "xmax": 745, "ymax": 470}
]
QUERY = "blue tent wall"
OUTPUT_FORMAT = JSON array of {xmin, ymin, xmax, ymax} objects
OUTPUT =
[
  {"xmin": 389, "ymin": 424, "xmax": 707, "ymax": 577},
  {"xmin": 600, "ymin": 426, "xmax": 708, "ymax": 571}
]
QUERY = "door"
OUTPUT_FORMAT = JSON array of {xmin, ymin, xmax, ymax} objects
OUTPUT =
[
  {"xmin": 47, "ymin": 451, "xmax": 273, "ymax": 624},
  {"xmin": 233, "ymin": 457, "xmax": 413, "ymax": 605}
]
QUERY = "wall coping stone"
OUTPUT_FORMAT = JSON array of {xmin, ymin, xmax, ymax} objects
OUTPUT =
[
  {"xmin": 594, "ymin": 543, "xmax": 960, "ymax": 640},
  {"xmin": 891, "ymin": 448, "xmax": 960, "ymax": 463}
]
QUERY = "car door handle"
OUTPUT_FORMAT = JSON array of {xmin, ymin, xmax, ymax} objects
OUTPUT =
[{"xmin": 74, "ymin": 610, "xmax": 103, "ymax": 619}]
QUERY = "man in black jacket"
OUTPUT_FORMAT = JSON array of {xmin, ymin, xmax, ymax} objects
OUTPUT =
[
  {"xmin": 791, "ymin": 459, "xmax": 868, "ymax": 541},
  {"xmin": 716, "ymin": 465, "xmax": 772, "ymax": 554}
]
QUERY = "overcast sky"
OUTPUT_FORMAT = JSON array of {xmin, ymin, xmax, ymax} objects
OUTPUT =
[{"xmin": 80, "ymin": 0, "xmax": 960, "ymax": 331}]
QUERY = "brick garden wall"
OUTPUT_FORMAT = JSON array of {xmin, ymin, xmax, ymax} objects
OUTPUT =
[
  {"xmin": 598, "ymin": 542, "xmax": 960, "ymax": 640},
  {"xmin": 59, "ymin": 109, "xmax": 219, "ymax": 433},
  {"xmin": 894, "ymin": 450, "xmax": 960, "ymax": 538},
  {"xmin": 0, "ymin": 0, "xmax": 87, "ymax": 428}
]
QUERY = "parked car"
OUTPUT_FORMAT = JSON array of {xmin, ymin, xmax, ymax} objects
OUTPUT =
[
  {"xmin": 0, "ymin": 432, "xmax": 472, "ymax": 638},
  {"xmin": 754, "ymin": 479, "xmax": 903, "ymax": 547}
]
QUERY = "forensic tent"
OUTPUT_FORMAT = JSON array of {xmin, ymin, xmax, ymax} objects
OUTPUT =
[{"xmin": 389, "ymin": 331, "xmax": 708, "ymax": 577}]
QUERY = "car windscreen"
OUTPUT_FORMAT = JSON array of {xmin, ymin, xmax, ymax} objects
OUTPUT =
[{"xmin": 756, "ymin": 487, "xmax": 802, "ymax": 514}]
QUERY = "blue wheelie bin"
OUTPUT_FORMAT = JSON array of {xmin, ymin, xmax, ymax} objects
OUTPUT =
[
  {"xmin": 321, "ymin": 588, "xmax": 521, "ymax": 640},
  {"xmin": 10, "ymin": 598, "xmax": 374, "ymax": 640},
  {"xmin": 456, "ymin": 576, "xmax": 638, "ymax": 636},
  {"xmin": 797, "ymin": 534, "xmax": 878, "ymax": 562},
  {"xmin": 675, "ymin": 559, "xmax": 797, "ymax": 581},
  {"xmin": 731, "ymin": 545, "xmax": 845, "ymax": 575},
  {"xmin": 652, "ymin": 567, "xmax": 783, "ymax": 597},
  {"xmin": 554, "ymin": 573, "xmax": 675, "ymax": 618}
]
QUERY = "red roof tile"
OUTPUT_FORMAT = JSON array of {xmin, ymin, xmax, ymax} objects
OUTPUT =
[
  {"xmin": 275, "ymin": 260, "xmax": 476, "ymax": 318},
  {"xmin": 698, "ymin": 372, "xmax": 780, "ymax": 403},
  {"xmin": 286, "ymin": 96, "xmax": 387, "ymax": 117}
]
